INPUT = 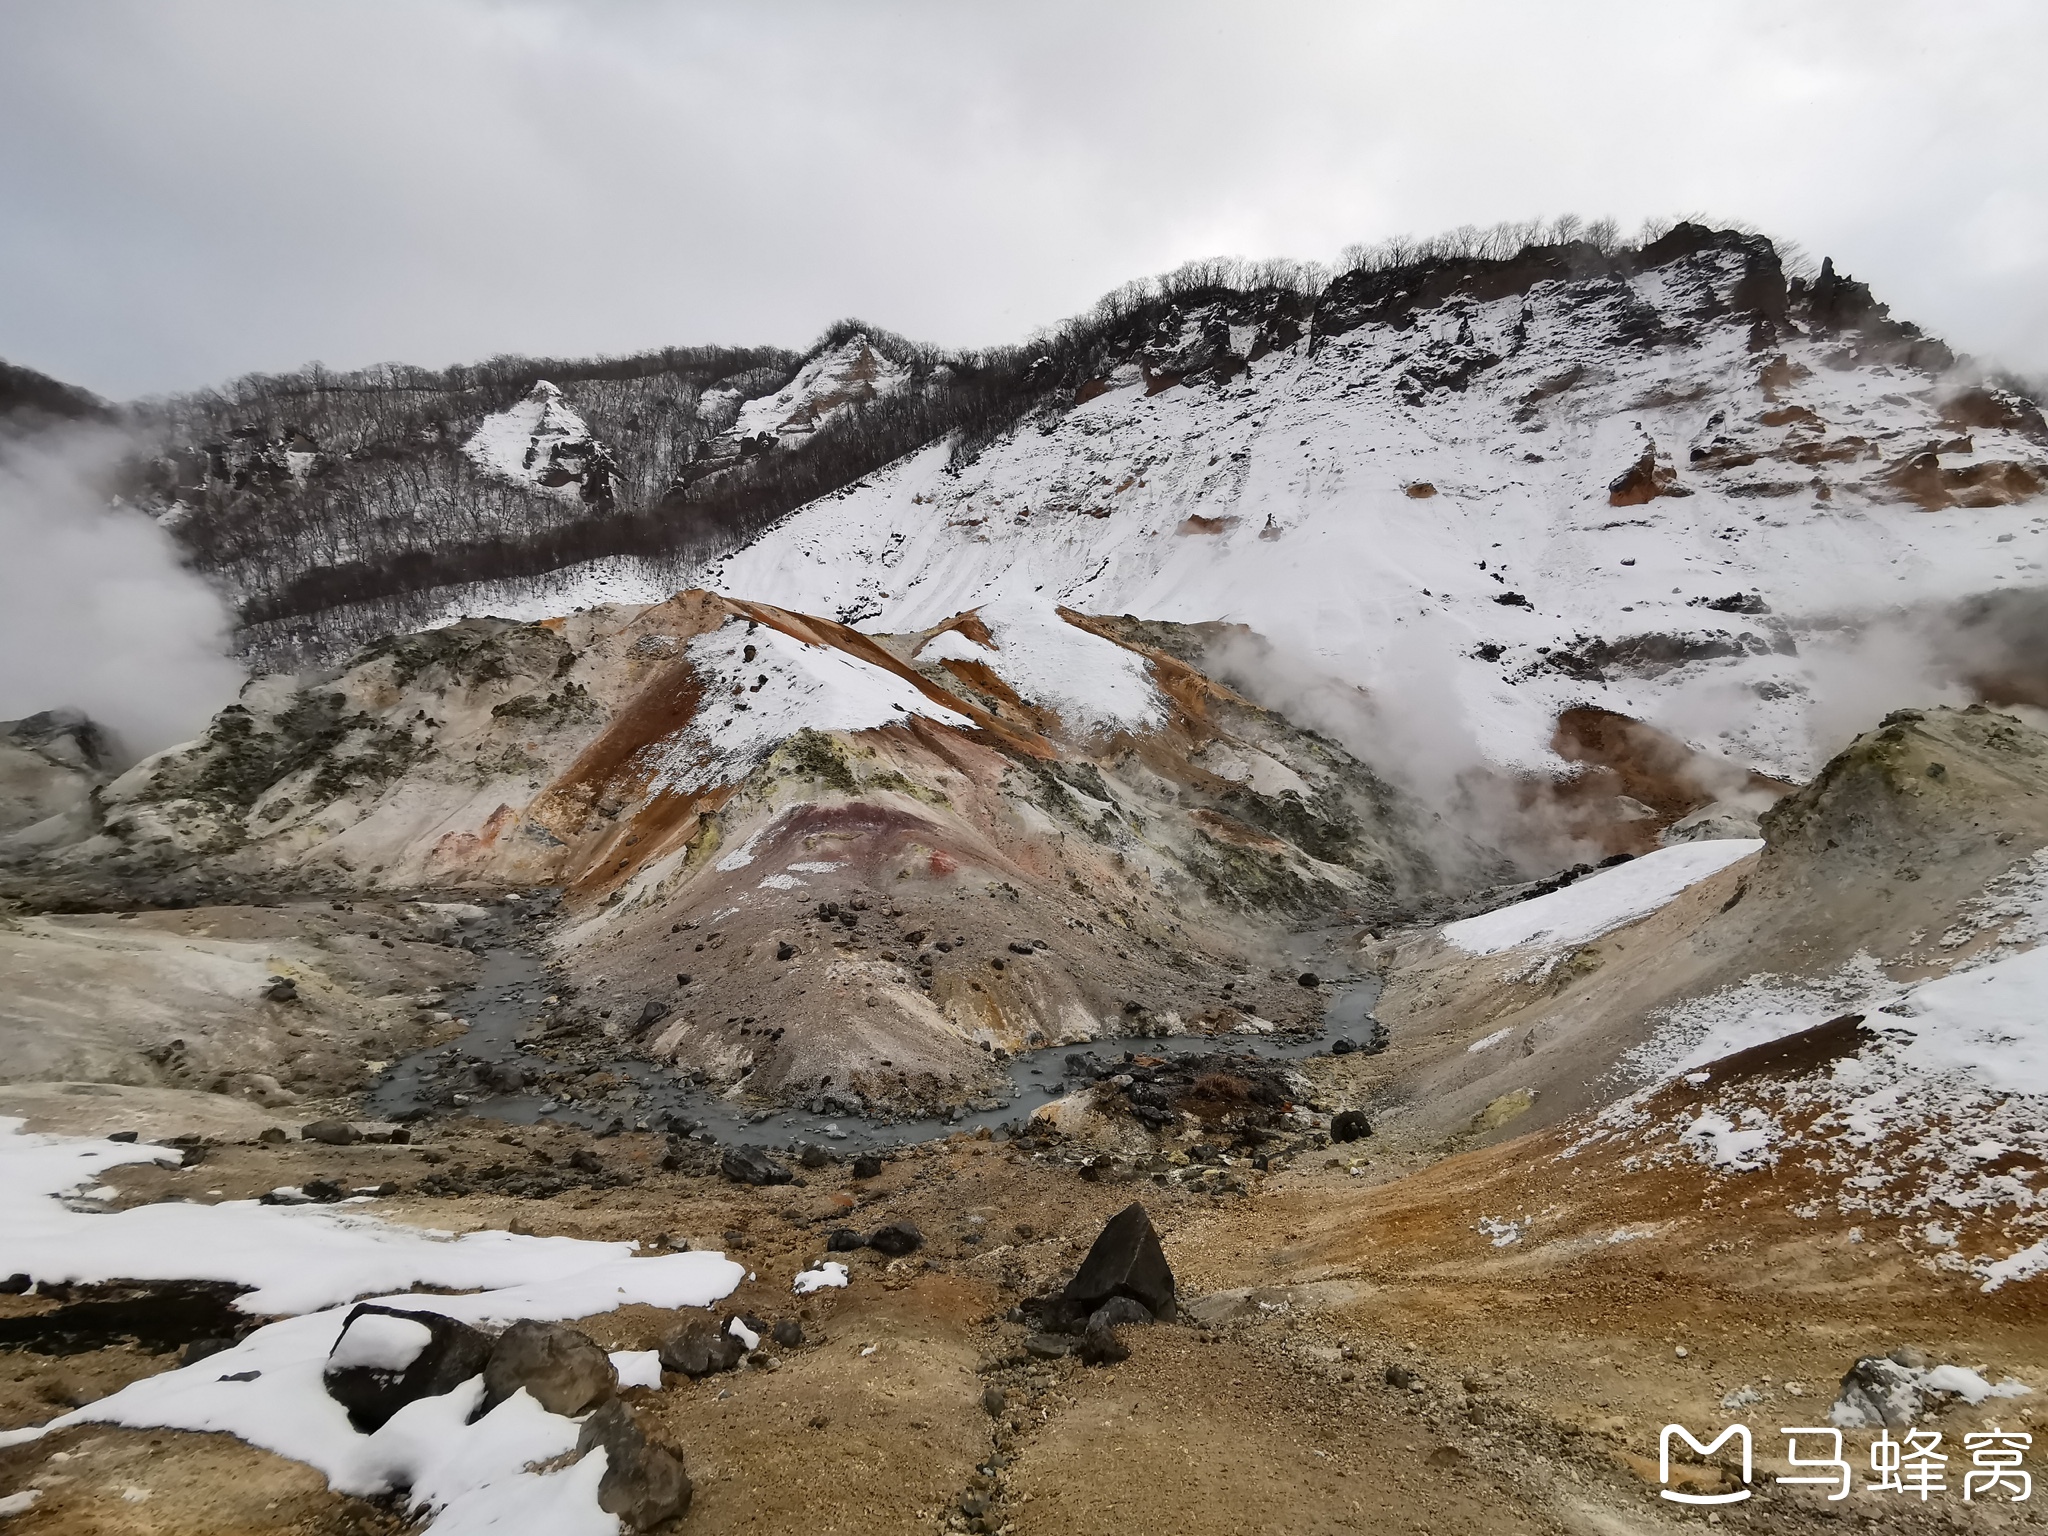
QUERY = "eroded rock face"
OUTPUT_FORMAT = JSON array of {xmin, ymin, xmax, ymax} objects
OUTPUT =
[
  {"xmin": 322, "ymin": 1304, "xmax": 492, "ymax": 1433},
  {"xmin": 481, "ymin": 1320, "xmax": 616, "ymax": 1417},
  {"xmin": 38, "ymin": 593, "xmax": 1464, "ymax": 1119},
  {"xmin": 0, "ymin": 710, "xmax": 110, "ymax": 848}
]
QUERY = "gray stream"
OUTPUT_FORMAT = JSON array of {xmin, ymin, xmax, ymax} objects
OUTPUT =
[{"xmin": 367, "ymin": 945, "xmax": 1383, "ymax": 1153}]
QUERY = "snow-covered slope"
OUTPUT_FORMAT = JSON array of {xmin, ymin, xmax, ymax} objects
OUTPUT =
[
  {"xmin": 463, "ymin": 380, "xmax": 617, "ymax": 504},
  {"xmin": 672, "ymin": 236, "xmax": 2047, "ymax": 781}
]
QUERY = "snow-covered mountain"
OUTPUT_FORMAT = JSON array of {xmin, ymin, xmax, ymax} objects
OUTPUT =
[
  {"xmin": 383, "ymin": 226, "xmax": 2047, "ymax": 788},
  {"xmin": 700, "ymin": 234, "xmax": 2044, "ymax": 781}
]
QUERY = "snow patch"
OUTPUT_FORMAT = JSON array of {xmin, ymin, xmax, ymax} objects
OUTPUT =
[
  {"xmin": 655, "ymin": 619, "xmax": 970, "ymax": 795},
  {"xmin": 794, "ymin": 1260, "xmax": 849, "ymax": 1294},
  {"xmin": 921, "ymin": 599, "xmax": 1164, "ymax": 739},
  {"xmin": 1443, "ymin": 840, "xmax": 1762, "ymax": 958},
  {"xmin": 0, "ymin": 1118, "xmax": 743, "ymax": 1532}
]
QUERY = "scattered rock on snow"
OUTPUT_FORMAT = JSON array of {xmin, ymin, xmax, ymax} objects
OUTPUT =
[
  {"xmin": 482, "ymin": 1320, "xmax": 617, "ymax": 1417},
  {"xmin": 1831, "ymin": 1355, "xmax": 1925, "ymax": 1428},
  {"xmin": 577, "ymin": 1398, "xmax": 693, "ymax": 1531},
  {"xmin": 322, "ymin": 1304, "xmax": 493, "ymax": 1433}
]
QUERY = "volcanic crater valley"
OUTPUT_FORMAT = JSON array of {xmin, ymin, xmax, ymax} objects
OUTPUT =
[{"xmin": 4, "ymin": 225, "xmax": 2048, "ymax": 1534}]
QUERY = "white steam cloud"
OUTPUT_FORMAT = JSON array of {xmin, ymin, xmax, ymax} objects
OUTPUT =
[{"xmin": 0, "ymin": 428, "xmax": 243, "ymax": 761}]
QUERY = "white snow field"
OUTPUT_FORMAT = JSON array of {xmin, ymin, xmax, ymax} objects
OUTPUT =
[
  {"xmin": 730, "ymin": 333, "xmax": 909, "ymax": 443},
  {"xmin": 652, "ymin": 613, "xmax": 972, "ymax": 795},
  {"xmin": 0, "ymin": 1119, "xmax": 745, "ymax": 1532}
]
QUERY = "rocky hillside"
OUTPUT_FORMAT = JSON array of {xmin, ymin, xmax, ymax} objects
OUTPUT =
[
  {"xmin": 11, "ymin": 593, "xmax": 1491, "ymax": 1114},
  {"xmin": 1346, "ymin": 703, "xmax": 2048, "ymax": 1287}
]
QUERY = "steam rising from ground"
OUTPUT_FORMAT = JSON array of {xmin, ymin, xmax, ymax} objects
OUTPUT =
[
  {"xmin": 0, "ymin": 428, "xmax": 243, "ymax": 762},
  {"xmin": 1202, "ymin": 628, "xmax": 1598, "ymax": 883},
  {"xmin": 1205, "ymin": 595, "xmax": 2048, "ymax": 884}
]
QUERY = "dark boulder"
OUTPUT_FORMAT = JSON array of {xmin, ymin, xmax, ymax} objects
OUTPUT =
[
  {"xmin": 866, "ymin": 1220, "xmax": 923, "ymax": 1257},
  {"xmin": 1085, "ymin": 1296, "xmax": 1154, "ymax": 1332},
  {"xmin": 770, "ymin": 1319, "xmax": 804, "ymax": 1349},
  {"xmin": 482, "ymin": 1320, "xmax": 617, "ymax": 1417},
  {"xmin": 301, "ymin": 1119, "xmax": 361, "ymax": 1146},
  {"xmin": 323, "ymin": 1304, "xmax": 493, "ymax": 1433},
  {"xmin": 825, "ymin": 1228, "xmax": 865, "ymax": 1252},
  {"xmin": 720, "ymin": 1145, "xmax": 793, "ymax": 1186},
  {"xmin": 851, "ymin": 1155, "xmax": 883, "ymax": 1179},
  {"xmin": 577, "ymin": 1399, "xmax": 692, "ymax": 1531},
  {"xmin": 657, "ymin": 1316, "xmax": 745, "ymax": 1378},
  {"xmin": 1060, "ymin": 1202, "xmax": 1176, "ymax": 1322},
  {"xmin": 1331, "ymin": 1110, "xmax": 1372, "ymax": 1143},
  {"xmin": 797, "ymin": 1144, "xmax": 831, "ymax": 1170}
]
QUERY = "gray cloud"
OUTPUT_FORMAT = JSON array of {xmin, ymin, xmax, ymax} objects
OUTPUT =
[{"xmin": 1, "ymin": 0, "xmax": 2043, "ymax": 397}]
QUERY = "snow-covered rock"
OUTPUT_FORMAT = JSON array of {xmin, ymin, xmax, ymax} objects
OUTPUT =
[
  {"xmin": 464, "ymin": 381, "xmax": 617, "ymax": 505},
  {"xmin": 729, "ymin": 333, "xmax": 909, "ymax": 444}
]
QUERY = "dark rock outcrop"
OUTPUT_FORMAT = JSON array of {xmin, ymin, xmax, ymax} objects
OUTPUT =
[
  {"xmin": 1036, "ymin": 1202, "xmax": 1176, "ymax": 1330},
  {"xmin": 865, "ymin": 1220, "xmax": 923, "ymax": 1257}
]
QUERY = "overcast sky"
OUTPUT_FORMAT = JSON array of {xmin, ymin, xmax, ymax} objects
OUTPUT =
[{"xmin": 3, "ymin": 0, "xmax": 2043, "ymax": 399}]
